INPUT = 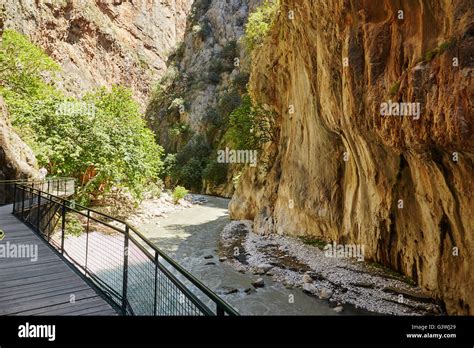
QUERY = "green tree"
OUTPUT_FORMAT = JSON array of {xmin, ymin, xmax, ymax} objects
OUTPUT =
[
  {"xmin": 160, "ymin": 135, "xmax": 212, "ymax": 191},
  {"xmin": 172, "ymin": 185, "xmax": 188, "ymax": 204},
  {"xmin": 80, "ymin": 86, "xmax": 164, "ymax": 196},
  {"xmin": 225, "ymin": 95, "xmax": 277, "ymax": 150},
  {"xmin": 244, "ymin": 0, "xmax": 279, "ymax": 52},
  {"xmin": 0, "ymin": 29, "xmax": 59, "ymax": 98},
  {"xmin": 0, "ymin": 30, "xmax": 163, "ymax": 199}
]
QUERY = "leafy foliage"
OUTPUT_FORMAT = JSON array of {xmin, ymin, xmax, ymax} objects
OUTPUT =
[
  {"xmin": 161, "ymin": 154, "xmax": 178, "ymax": 180},
  {"xmin": 197, "ymin": 20, "xmax": 213, "ymax": 41},
  {"xmin": 192, "ymin": 0, "xmax": 213, "ymax": 19},
  {"xmin": 65, "ymin": 213, "xmax": 84, "ymax": 237},
  {"xmin": 0, "ymin": 29, "xmax": 60, "ymax": 98},
  {"xmin": 160, "ymin": 135, "xmax": 212, "ymax": 191},
  {"xmin": 203, "ymin": 160, "xmax": 228, "ymax": 185},
  {"xmin": 218, "ymin": 89, "xmax": 241, "ymax": 119},
  {"xmin": 172, "ymin": 185, "xmax": 189, "ymax": 204},
  {"xmin": 220, "ymin": 41, "xmax": 238, "ymax": 64},
  {"xmin": 168, "ymin": 41, "xmax": 186, "ymax": 64},
  {"xmin": 232, "ymin": 72, "xmax": 249, "ymax": 93},
  {"xmin": 207, "ymin": 59, "xmax": 231, "ymax": 84},
  {"xmin": 225, "ymin": 95, "xmax": 277, "ymax": 150},
  {"xmin": 244, "ymin": 0, "xmax": 279, "ymax": 52},
  {"xmin": 0, "ymin": 30, "xmax": 163, "ymax": 200},
  {"xmin": 80, "ymin": 86, "xmax": 163, "ymax": 196},
  {"xmin": 168, "ymin": 122, "xmax": 192, "ymax": 141}
]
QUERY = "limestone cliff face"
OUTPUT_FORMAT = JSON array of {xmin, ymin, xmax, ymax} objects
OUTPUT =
[
  {"xmin": 2, "ymin": 0, "xmax": 192, "ymax": 103},
  {"xmin": 0, "ymin": 96, "xmax": 38, "ymax": 180},
  {"xmin": 146, "ymin": 0, "xmax": 261, "ymax": 196},
  {"xmin": 229, "ymin": 0, "xmax": 473, "ymax": 314}
]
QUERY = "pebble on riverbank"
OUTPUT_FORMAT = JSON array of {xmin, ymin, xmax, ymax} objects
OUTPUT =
[{"xmin": 251, "ymin": 278, "xmax": 265, "ymax": 288}]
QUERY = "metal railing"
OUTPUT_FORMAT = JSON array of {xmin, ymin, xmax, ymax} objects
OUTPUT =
[
  {"xmin": 12, "ymin": 183, "xmax": 239, "ymax": 316},
  {"xmin": 0, "ymin": 177, "xmax": 75, "ymax": 205}
]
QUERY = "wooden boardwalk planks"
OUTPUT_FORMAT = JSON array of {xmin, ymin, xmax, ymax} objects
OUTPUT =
[{"xmin": 0, "ymin": 205, "xmax": 118, "ymax": 316}]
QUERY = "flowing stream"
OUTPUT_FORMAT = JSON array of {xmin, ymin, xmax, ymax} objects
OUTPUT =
[{"xmin": 136, "ymin": 195, "xmax": 367, "ymax": 315}]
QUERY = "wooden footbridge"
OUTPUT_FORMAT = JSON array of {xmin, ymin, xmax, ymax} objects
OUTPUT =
[{"xmin": 0, "ymin": 178, "xmax": 237, "ymax": 316}]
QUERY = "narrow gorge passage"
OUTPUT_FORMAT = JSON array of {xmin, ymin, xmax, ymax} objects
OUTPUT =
[{"xmin": 136, "ymin": 196, "xmax": 364, "ymax": 315}]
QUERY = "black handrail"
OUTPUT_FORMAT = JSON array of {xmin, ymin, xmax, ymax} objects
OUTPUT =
[
  {"xmin": 0, "ymin": 177, "xmax": 75, "ymax": 183},
  {"xmin": 12, "ymin": 183, "xmax": 239, "ymax": 316},
  {"xmin": 0, "ymin": 177, "xmax": 75, "ymax": 205}
]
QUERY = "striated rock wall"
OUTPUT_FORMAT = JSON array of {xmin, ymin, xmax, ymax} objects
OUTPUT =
[
  {"xmin": 146, "ymin": 0, "xmax": 261, "ymax": 196},
  {"xmin": 229, "ymin": 0, "xmax": 473, "ymax": 314},
  {"xmin": 2, "ymin": 0, "xmax": 193, "ymax": 103}
]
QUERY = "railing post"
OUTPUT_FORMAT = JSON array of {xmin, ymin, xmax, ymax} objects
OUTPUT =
[
  {"xmin": 122, "ymin": 225, "xmax": 130, "ymax": 315},
  {"xmin": 29, "ymin": 187, "xmax": 33, "ymax": 218},
  {"xmin": 60, "ymin": 201, "xmax": 66, "ymax": 254},
  {"xmin": 47, "ymin": 198, "xmax": 52, "ymax": 242},
  {"xmin": 37, "ymin": 191, "xmax": 41, "ymax": 231},
  {"xmin": 21, "ymin": 186, "xmax": 25, "ymax": 218},
  {"xmin": 85, "ymin": 210, "xmax": 90, "ymax": 276},
  {"xmin": 12, "ymin": 184, "xmax": 17, "ymax": 214},
  {"xmin": 154, "ymin": 251, "xmax": 158, "ymax": 316}
]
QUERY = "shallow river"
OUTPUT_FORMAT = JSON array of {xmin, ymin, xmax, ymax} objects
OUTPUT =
[{"xmin": 138, "ymin": 195, "xmax": 365, "ymax": 315}]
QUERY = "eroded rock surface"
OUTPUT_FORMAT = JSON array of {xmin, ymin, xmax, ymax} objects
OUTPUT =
[
  {"xmin": 146, "ymin": 0, "xmax": 262, "ymax": 196},
  {"xmin": 229, "ymin": 0, "xmax": 473, "ymax": 314},
  {"xmin": 3, "ymin": 0, "xmax": 193, "ymax": 103}
]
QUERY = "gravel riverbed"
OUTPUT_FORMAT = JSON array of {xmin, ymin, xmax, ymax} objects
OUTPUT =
[{"xmin": 220, "ymin": 220, "xmax": 442, "ymax": 315}]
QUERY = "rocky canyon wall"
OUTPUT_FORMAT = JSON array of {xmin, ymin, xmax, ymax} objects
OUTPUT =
[
  {"xmin": 1, "ymin": 0, "xmax": 192, "ymax": 180},
  {"xmin": 2, "ymin": 0, "xmax": 193, "ymax": 103},
  {"xmin": 229, "ymin": 0, "xmax": 473, "ymax": 315},
  {"xmin": 146, "ymin": 0, "xmax": 261, "ymax": 196}
]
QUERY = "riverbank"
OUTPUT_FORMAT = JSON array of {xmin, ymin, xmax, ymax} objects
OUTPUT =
[
  {"xmin": 134, "ymin": 195, "xmax": 366, "ymax": 315},
  {"xmin": 125, "ymin": 191, "xmax": 197, "ymax": 227},
  {"xmin": 220, "ymin": 221, "xmax": 442, "ymax": 316}
]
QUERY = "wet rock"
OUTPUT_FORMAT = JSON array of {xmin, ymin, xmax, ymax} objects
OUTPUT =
[
  {"xmin": 219, "ymin": 256, "xmax": 228, "ymax": 262},
  {"xmin": 205, "ymin": 262, "xmax": 216, "ymax": 266},
  {"xmin": 204, "ymin": 255, "xmax": 214, "ymax": 259},
  {"xmin": 266, "ymin": 268, "xmax": 276, "ymax": 276},
  {"xmin": 186, "ymin": 195, "xmax": 208, "ymax": 205},
  {"xmin": 218, "ymin": 286, "xmax": 238, "ymax": 295},
  {"xmin": 308, "ymin": 271, "xmax": 326, "ymax": 281},
  {"xmin": 319, "ymin": 288, "xmax": 333, "ymax": 300},
  {"xmin": 258, "ymin": 264, "xmax": 273, "ymax": 273},
  {"xmin": 333, "ymin": 306, "xmax": 344, "ymax": 313},
  {"xmin": 302, "ymin": 283, "xmax": 318, "ymax": 295},
  {"xmin": 302, "ymin": 273, "xmax": 313, "ymax": 283},
  {"xmin": 252, "ymin": 278, "xmax": 265, "ymax": 288},
  {"xmin": 244, "ymin": 287, "xmax": 255, "ymax": 294}
]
